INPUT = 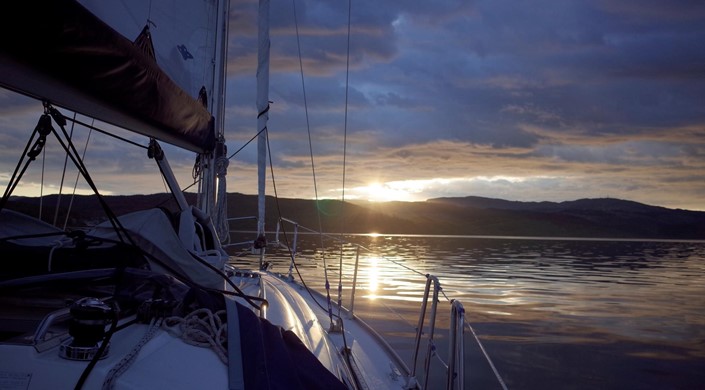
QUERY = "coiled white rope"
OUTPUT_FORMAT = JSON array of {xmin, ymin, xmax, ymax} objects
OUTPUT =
[{"xmin": 162, "ymin": 308, "xmax": 228, "ymax": 364}]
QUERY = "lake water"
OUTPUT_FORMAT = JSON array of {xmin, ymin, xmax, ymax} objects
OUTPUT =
[{"xmin": 230, "ymin": 234, "xmax": 705, "ymax": 389}]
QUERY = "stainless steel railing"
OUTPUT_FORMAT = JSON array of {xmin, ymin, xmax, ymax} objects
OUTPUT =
[
  {"xmin": 227, "ymin": 218, "xmax": 469, "ymax": 390},
  {"xmin": 405, "ymin": 275, "xmax": 465, "ymax": 390}
]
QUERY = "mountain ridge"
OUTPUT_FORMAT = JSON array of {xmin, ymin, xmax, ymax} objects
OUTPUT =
[
  {"xmin": 426, "ymin": 196, "xmax": 671, "ymax": 212},
  {"xmin": 5, "ymin": 193, "xmax": 705, "ymax": 240}
]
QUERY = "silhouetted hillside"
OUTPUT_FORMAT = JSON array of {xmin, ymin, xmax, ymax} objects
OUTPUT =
[
  {"xmin": 4, "ymin": 193, "xmax": 705, "ymax": 239},
  {"xmin": 424, "ymin": 196, "xmax": 705, "ymax": 239}
]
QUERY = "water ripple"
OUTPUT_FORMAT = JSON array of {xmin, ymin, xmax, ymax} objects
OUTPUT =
[{"xmin": 229, "ymin": 235, "xmax": 705, "ymax": 389}]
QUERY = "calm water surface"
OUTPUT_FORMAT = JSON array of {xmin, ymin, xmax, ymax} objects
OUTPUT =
[{"xmin": 231, "ymin": 235, "xmax": 705, "ymax": 389}]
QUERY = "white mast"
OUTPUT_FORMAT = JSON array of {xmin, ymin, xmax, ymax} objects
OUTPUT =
[
  {"xmin": 256, "ymin": 0, "xmax": 270, "ymax": 260},
  {"xmin": 199, "ymin": 0, "xmax": 230, "ymax": 222},
  {"xmin": 213, "ymin": 0, "xmax": 230, "ymax": 144},
  {"xmin": 211, "ymin": 0, "xmax": 231, "ymax": 241}
]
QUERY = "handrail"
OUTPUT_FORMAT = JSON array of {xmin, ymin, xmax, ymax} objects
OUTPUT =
[
  {"xmin": 407, "ymin": 275, "xmax": 441, "ymax": 389},
  {"xmin": 33, "ymin": 307, "xmax": 71, "ymax": 352},
  {"xmin": 448, "ymin": 300, "xmax": 465, "ymax": 390},
  {"xmin": 259, "ymin": 274, "xmax": 268, "ymax": 319},
  {"xmin": 275, "ymin": 218, "xmax": 299, "ymax": 280},
  {"xmin": 228, "ymin": 220, "xmax": 502, "ymax": 390},
  {"xmin": 347, "ymin": 245, "xmax": 361, "ymax": 319},
  {"xmin": 227, "ymin": 216, "xmax": 258, "ymax": 223},
  {"xmin": 405, "ymin": 275, "xmax": 466, "ymax": 390},
  {"xmin": 222, "ymin": 216, "xmax": 258, "ymax": 248}
]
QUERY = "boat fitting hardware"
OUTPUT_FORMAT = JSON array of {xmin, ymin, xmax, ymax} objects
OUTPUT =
[{"xmin": 59, "ymin": 297, "xmax": 114, "ymax": 361}]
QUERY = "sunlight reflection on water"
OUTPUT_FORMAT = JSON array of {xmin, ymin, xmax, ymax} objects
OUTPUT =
[
  {"xmin": 365, "ymin": 256, "xmax": 379, "ymax": 299},
  {"xmin": 229, "ymin": 235, "xmax": 705, "ymax": 389}
]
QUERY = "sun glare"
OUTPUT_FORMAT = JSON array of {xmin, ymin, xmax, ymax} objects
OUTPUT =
[
  {"xmin": 357, "ymin": 182, "xmax": 414, "ymax": 202},
  {"xmin": 351, "ymin": 178, "xmax": 458, "ymax": 202},
  {"xmin": 365, "ymin": 183, "xmax": 400, "ymax": 202}
]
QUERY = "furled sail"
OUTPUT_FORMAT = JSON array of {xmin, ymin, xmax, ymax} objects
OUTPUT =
[{"xmin": 0, "ymin": 0, "xmax": 221, "ymax": 153}]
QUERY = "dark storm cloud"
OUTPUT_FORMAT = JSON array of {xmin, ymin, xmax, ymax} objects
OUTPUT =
[
  {"xmin": 384, "ymin": 0, "xmax": 705, "ymax": 143},
  {"xmin": 222, "ymin": 0, "xmax": 704, "ymax": 208}
]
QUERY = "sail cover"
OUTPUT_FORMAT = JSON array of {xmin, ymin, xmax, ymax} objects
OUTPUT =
[{"xmin": 0, "ymin": 0, "xmax": 220, "ymax": 152}]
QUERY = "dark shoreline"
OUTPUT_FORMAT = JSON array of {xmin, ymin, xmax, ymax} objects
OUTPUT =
[{"xmin": 5, "ymin": 193, "xmax": 705, "ymax": 240}]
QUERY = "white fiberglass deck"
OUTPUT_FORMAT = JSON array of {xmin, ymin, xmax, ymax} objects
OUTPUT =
[{"xmin": 232, "ymin": 271, "xmax": 409, "ymax": 389}]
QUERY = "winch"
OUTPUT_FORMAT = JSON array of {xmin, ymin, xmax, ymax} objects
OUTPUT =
[{"xmin": 59, "ymin": 297, "xmax": 114, "ymax": 361}]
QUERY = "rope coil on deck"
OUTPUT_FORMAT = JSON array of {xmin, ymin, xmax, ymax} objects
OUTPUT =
[{"xmin": 162, "ymin": 308, "xmax": 229, "ymax": 364}]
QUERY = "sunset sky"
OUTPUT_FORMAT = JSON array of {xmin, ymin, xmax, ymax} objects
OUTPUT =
[{"xmin": 1, "ymin": 0, "xmax": 704, "ymax": 210}]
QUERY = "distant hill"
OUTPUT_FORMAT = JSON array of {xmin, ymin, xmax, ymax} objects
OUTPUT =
[
  {"xmin": 421, "ymin": 196, "xmax": 705, "ymax": 239},
  {"xmin": 4, "ymin": 193, "xmax": 705, "ymax": 240}
]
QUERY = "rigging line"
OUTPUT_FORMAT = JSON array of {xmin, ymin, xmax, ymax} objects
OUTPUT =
[
  {"xmin": 336, "ymin": 318, "xmax": 364, "ymax": 390},
  {"xmin": 49, "ymin": 125, "xmax": 120, "ymax": 238},
  {"xmin": 168, "ymin": 125, "xmax": 265, "ymax": 207},
  {"xmin": 465, "ymin": 321, "xmax": 510, "ymax": 390},
  {"xmin": 64, "ymin": 116, "xmax": 148, "ymax": 150},
  {"xmin": 270, "ymin": 218, "xmax": 429, "ymax": 278},
  {"xmin": 50, "ymin": 231, "xmax": 265, "ymax": 310},
  {"xmin": 159, "ymin": 164, "xmax": 170, "ymax": 194},
  {"xmin": 292, "ymin": 0, "xmax": 317, "ymax": 207},
  {"xmin": 265, "ymin": 130, "xmax": 352, "ymax": 352},
  {"xmin": 64, "ymin": 120, "xmax": 93, "ymax": 230},
  {"xmin": 274, "ymin": 217, "xmax": 356, "ymax": 347},
  {"xmin": 1, "ymin": 136, "xmax": 34, "ymax": 200},
  {"xmin": 292, "ymin": 0, "xmax": 335, "ymax": 324},
  {"xmin": 154, "ymin": 193, "xmax": 179, "ymax": 210},
  {"xmin": 266, "ymin": 131, "xmax": 325, "ymax": 315},
  {"xmin": 341, "ymin": 0, "xmax": 352, "ymax": 208},
  {"xmin": 53, "ymin": 112, "xmax": 78, "ymax": 227},
  {"xmin": 187, "ymin": 252, "xmax": 264, "ymax": 311},
  {"xmin": 350, "ymin": 240, "xmax": 426, "ymax": 277},
  {"xmin": 0, "ymin": 123, "xmax": 42, "ymax": 211},
  {"xmin": 227, "ymin": 126, "xmax": 266, "ymax": 161},
  {"xmin": 336, "ymin": 0, "xmax": 353, "ymax": 318},
  {"xmin": 147, "ymin": 0, "xmax": 153, "ymax": 25},
  {"xmin": 287, "ymin": 228, "xmax": 427, "ymax": 277},
  {"xmin": 47, "ymin": 107, "xmax": 133, "ymax": 246},
  {"xmin": 39, "ymin": 141, "xmax": 46, "ymax": 221},
  {"xmin": 323, "ymin": 258, "xmax": 419, "ymax": 331},
  {"xmin": 335, "ymin": 245, "xmax": 343, "ymax": 319}
]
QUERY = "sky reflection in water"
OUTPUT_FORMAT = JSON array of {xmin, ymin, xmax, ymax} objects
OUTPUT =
[{"xmin": 230, "ymin": 235, "xmax": 705, "ymax": 389}]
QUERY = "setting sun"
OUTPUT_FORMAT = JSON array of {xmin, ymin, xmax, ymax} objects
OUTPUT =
[
  {"xmin": 349, "ymin": 178, "xmax": 455, "ymax": 203},
  {"xmin": 354, "ymin": 182, "xmax": 415, "ymax": 202},
  {"xmin": 364, "ymin": 183, "xmax": 403, "ymax": 202}
]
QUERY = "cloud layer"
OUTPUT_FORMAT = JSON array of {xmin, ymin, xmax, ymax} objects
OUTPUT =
[
  {"xmin": 223, "ymin": 0, "xmax": 705, "ymax": 210},
  {"xmin": 1, "ymin": 0, "xmax": 704, "ymax": 210}
]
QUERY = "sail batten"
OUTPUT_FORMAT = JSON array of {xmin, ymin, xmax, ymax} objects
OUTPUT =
[{"xmin": 0, "ymin": 0, "xmax": 216, "ymax": 153}]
